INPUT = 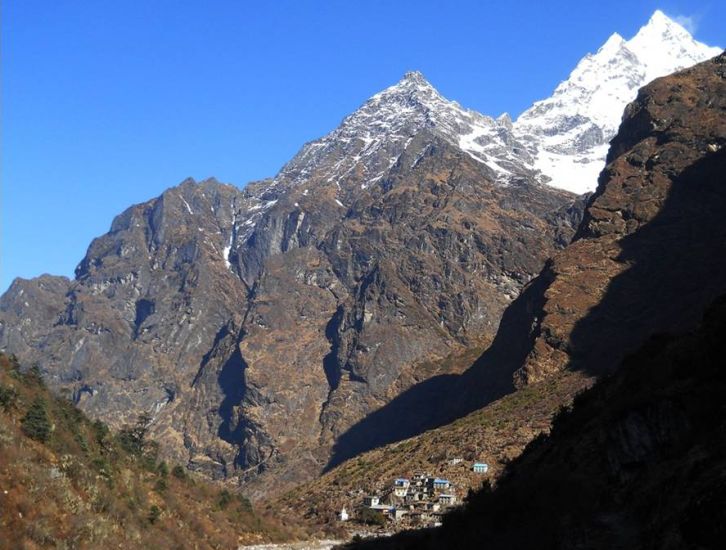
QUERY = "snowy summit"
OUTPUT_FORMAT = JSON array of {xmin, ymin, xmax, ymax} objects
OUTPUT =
[
  {"xmin": 269, "ymin": 10, "xmax": 719, "ymax": 197},
  {"xmin": 275, "ymin": 70, "xmax": 531, "ymax": 191},
  {"xmin": 513, "ymin": 10, "xmax": 722, "ymax": 193}
]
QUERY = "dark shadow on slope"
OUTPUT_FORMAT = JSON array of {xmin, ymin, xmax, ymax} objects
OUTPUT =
[
  {"xmin": 453, "ymin": 274, "xmax": 553, "ymax": 414},
  {"xmin": 346, "ymin": 296, "xmax": 726, "ymax": 550},
  {"xmin": 327, "ymin": 145, "xmax": 726, "ymax": 472},
  {"xmin": 189, "ymin": 323, "xmax": 250, "ymax": 468},
  {"xmin": 322, "ymin": 306, "xmax": 344, "ymax": 391},
  {"xmin": 325, "ymin": 373, "xmax": 460, "ymax": 470},
  {"xmin": 325, "ymin": 277, "xmax": 548, "ymax": 470},
  {"xmin": 564, "ymin": 148, "xmax": 726, "ymax": 378},
  {"xmin": 217, "ymin": 344, "xmax": 248, "ymax": 448},
  {"xmin": 133, "ymin": 299, "xmax": 155, "ymax": 338}
]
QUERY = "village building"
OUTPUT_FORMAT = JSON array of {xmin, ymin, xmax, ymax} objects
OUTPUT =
[
  {"xmin": 393, "ymin": 478, "xmax": 410, "ymax": 497},
  {"xmin": 409, "ymin": 510, "xmax": 433, "ymax": 524},
  {"xmin": 438, "ymin": 494, "xmax": 457, "ymax": 506},
  {"xmin": 356, "ymin": 471, "xmax": 462, "ymax": 528},
  {"xmin": 363, "ymin": 495, "xmax": 380, "ymax": 507},
  {"xmin": 431, "ymin": 478, "xmax": 451, "ymax": 490},
  {"xmin": 472, "ymin": 462, "xmax": 489, "ymax": 474},
  {"xmin": 390, "ymin": 508, "xmax": 408, "ymax": 521},
  {"xmin": 370, "ymin": 504, "xmax": 393, "ymax": 513}
]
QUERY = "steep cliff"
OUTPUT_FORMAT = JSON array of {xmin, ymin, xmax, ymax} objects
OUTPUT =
[
  {"xmin": 0, "ymin": 129, "xmax": 579, "ymax": 496},
  {"xmin": 348, "ymin": 295, "xmax": 726, "ymax": 549},
  {"xmin": 516, "ymin": 51, "xmax": 726, "ymax": 386},
  {"xmin": 340, "ymin": 51, "xmax": 726, "ymax": 550},
  {"xmin": 275, "ymin": 52, "xmax": 726, "ymax": 531}
]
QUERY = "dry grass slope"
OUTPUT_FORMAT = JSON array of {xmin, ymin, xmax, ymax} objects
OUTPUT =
[
  {"xmin": 270, "ymin": 370, "xmax": 591, "ymax": 535},
  {"xmin": 0, "ymin": 353, "xmax": 299, "ymax": 549}
]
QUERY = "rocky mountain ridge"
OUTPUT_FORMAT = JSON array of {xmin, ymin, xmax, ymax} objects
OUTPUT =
[
  {"xmin": 514, "ymin": 9, "xmax": 722, "ymax": 193},
  {"xmin": 0, "ymin": 13, "xmax": 720, "ymax": 497},
  {"xmin": 239, "ymin": 11, "xmax": 722, "ymax": 203},
  {"xmin": 0, "ymin": 141, "xmax": 580, "ymax": 497},
  {"xmin": 273, "ymin": 70, "xmax": 535, "ymax": 190},
  {"xmin": 285, "ymin": 50, "xmax": 726, "ymax": 540}
]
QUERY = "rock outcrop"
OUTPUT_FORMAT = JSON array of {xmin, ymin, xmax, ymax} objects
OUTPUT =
[
  {"xmin": 0, "ymin": 18, "xmax": 719, "ymax": 497},
  {"xmin": 343, "ymin": 50, "xmax": 726, "ymax": 550},
  {"xmin": 0, "ymin": 131, "xmax": 580, "ymax": 496},
  {"xmin": 516, "ymin": 51, "xmax": 726, "ymax": 386}
]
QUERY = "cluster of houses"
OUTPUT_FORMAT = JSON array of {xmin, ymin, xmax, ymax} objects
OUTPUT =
[{"xmin": 340, "ymin": 462, "xmax": 489, "ymax": 528}]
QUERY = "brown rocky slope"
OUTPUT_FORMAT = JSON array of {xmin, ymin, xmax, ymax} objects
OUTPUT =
[
  {"xmin": 0, "ymin": 74, "xmax": 583, "ymax": 497},
  {"xmin": 275, "ymin": 52, "xmax": 726, "ymax": 532},
  {"xmin": 515, "ymin": 50, "xmax": 726, "ymax": 385},
  {"xmin": 0, "ymin": 353, "xmax": 295, "ymax": 548},
  {"xmin": 347, "ymin": 294, "xmax": 726, "ymax": 549}
]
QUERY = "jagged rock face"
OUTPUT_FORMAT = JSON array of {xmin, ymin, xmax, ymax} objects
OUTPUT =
[
  {"xmin": 0, "ymin": 180, "xmax": 257, "ymax": 472},
  {"xmin": 236, "ymin": 135, "xmax": 580, "ymax": 488},
  {"xmin": 0, "ymin": 126, "xmax": 580, "ymax": 494},
  {"xmin": 515, "ymin": 52, "xmax": 726, "ymax": 385},
  {"xmin": 342, "ymin": 51, "xmax": 726, "ymax": 550},
  {"xmin": 514, "ymin": 10, "xmax": 721, "ymax": 194},
  {"xmin": 274, "ymin": 71, "xmax": 536, "ymax": 191},
  {"xmin": 2, "ymin": 13, "xmax": 714, "ymax": 495},
  {"xmin": 313, "ymin": 51, "xmax": 726, "ymax": 534},
  {"xmin": 354, "ymin": 298, "xmax": 726, "ymax": 550}
]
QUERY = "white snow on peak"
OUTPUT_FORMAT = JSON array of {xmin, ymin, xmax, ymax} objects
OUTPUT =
[
  {"xmin": 258, "ymin": 12, "xmax": 719, "ymax": 201},
  {"xmin": 274, "ymin": 70, "xmax": 531, "ymax": 190},
  {"xmin": 514, "ymin": 10, "xmax": 722, "ymax": 194},
  {"xmin": 179, "ymin": 196, "xmax": 194, "ymax": 215},
  {"xmin": 626, "ymin": 10, "xmax": 721, "ymax": 83}
]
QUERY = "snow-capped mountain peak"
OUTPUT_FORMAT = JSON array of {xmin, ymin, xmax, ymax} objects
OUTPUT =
[
  {"xmin": 513, "ymin": 10, "xmax": 721, "ymax": 194},
  {"xmin": 267, "ymin": 11, "xmax": 719, "ymax": 199},
  {"xmin": 385, "ymin": 70, "xmax": 437, "ymax": 93},
  {"xmin": 627, "ymin": 10, "xmax": 721, "ymax": 83},
  {"xmin": 275, "ymin": 71, "xmax": 531, "ymax": 191}
]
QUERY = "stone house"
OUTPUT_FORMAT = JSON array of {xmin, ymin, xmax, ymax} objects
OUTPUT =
[
  {"xmin": 431, "ymin": 478, "xmax": 451, "ymax": 490},
  {"xmin": 393, "ymin": 478, "xmax": 410, "ymax": 497},
  {"xmin": 472, "ymin": 462, "xmax": 489, "ymax": 474},
  {"xmin": 391, "ymin": 508, "xmax": 408, "ymax": 521},
  {"xmin": 438, "ymin": 494, "xmax": 457, "ymax": 506},
  {"xmin": 363, "ymin": 495, "xmax": 380, "ymax": 507}
]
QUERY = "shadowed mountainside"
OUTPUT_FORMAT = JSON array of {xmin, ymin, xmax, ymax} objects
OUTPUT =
[
  {"xmin": 0, "ymin": 353, "xmax": 296, "ymax": 548},
  {"xmin": 345, "ymin": 294, "xmax": 726, "ymax": 549},
  {"xmin": 283, "ymin": 53, "xmax": 726, "ymax": 529}
]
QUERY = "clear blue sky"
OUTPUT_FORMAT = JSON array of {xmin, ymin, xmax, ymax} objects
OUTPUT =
[{"xmin": 2, "ymin": 0, "xmax": 724, "ymax": 292}]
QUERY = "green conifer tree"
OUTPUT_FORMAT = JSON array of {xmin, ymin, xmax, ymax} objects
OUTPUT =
[{"xmin": 21, "ymin": 397, "xmax": 51, "ymax": 442}]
